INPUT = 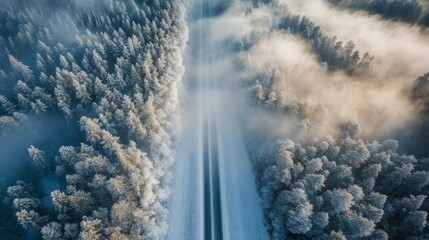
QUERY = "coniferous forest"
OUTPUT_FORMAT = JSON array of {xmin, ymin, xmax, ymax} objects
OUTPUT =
[{"xmin": 1, "ymin": 0, "xmax": 429, "ymax": 239}]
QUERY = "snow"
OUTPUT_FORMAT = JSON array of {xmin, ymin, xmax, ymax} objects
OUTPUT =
[
  {"xmin": 215, "ymin": 89, "xmax": 270, "ymax": 240},
  {"xmin": 168, "ymin": 0, "xmax": 269, "ymax": 239},
  {"xmin": 167, "ymin": 90, "xmax": 204, "ymax": 239}
]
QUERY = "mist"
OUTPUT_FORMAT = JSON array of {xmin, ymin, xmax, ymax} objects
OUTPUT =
[
  {"xmin": 284, "ymin": 0, "xmax": 429, "ymax": 78},
  {"xmin": 183, "ymin": 2, "xmax": 429, "ymax": 238},
  {"xmin": 2, "ymin": 0, "xmax": 429, "ymax": 239},
  {"xmin": 192, "ymin": 0, "xmax": 429, "ymax": 148}
]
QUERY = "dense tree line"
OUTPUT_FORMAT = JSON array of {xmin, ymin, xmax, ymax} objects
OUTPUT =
[
  {"xmin": 246, "ymin": 55, "xmax": 429, "ymax": 240},
  {"xmin": 0, "ymin": 0, "xmax": 186, "ymax": 239},
  {"xmin": 328, "ymin": 0, "xmax": 429, "ymax": 27},
  {"xmin": 240, "ymin": 1, "xmax": 373, "ymax": 76},
  {"xmin": 251, "ymin": 135, "xmax": 429, "ymax": 239},
  {"xmin": 239, "ymin": 2, "xmax": 429, "ymax": 239},
  {"xmin": 277, "ymin": 15, "xmax": 373, "ymax": 75}
]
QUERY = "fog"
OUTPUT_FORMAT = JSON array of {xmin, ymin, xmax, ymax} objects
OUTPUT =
[
  {"xmin": 187, "ymin": 1, "xmax": 429, "ymax": 239},
  {"xmin": 283, "ymin": 0, "xmax": 429, "ymax": 81},
  {"xmin": 245, "ymin": 32, "xmax": 417, "ymax": 140},
  {"xmin": 189, "ymin": 0, "xmax": 429, "ymax": 147}
]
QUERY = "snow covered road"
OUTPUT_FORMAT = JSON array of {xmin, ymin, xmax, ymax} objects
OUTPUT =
[{"xmin": 168, "ymin": 0, "xmax": 269, "ymax": 239}]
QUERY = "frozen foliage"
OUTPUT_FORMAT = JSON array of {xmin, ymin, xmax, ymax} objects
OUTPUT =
[
  {"xmin": 243, "ymin": 37, "xmax": 429, "ymax": 239},
  {"xmin": 251, "ymin": 136, "xmax": 429, "ymax": 239},
  {"xmin": 238, "ymin": 1, "xmax": 429, "ymax": 239},
  {"xmin": 0, "ymin": 0, "xmax": 186, "ymax": 239},
  {"xmin": 240, "ymin": 2, "xmax": 373, "ymax": 75},
  {"xmin": 1, "ymin": 0, "xmax": 429, "ymax": 239},
  {"xmin": 277, "ymin": 15, "xmax": 373, "ymax": 75}
]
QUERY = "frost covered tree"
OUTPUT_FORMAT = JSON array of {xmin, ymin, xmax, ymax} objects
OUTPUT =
[
  {"xmin": 239, "ymin": 1, "xmax": 429, "ymax": 239},
  {"xmin": 251, "ymin": 135, "xmax": 429, "ymax": 239},
  {"xmin": 240, "ymin": 1, "xmax": 373, "ymax": 76},
  {"xmin": 0, "ymin": 0, "xmax": 186, "ymax": 239},
  {"xmin": 278, "ymin": 15, "xmax": 373, "ymax": 75}
]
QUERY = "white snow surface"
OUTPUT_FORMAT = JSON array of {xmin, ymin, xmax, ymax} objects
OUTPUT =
[
  {"xmin": 168, "ymin": 86, "xmax": 269, "ymax": 240},
  {"xmin": 215, "ymin": 90, "xmax": 269, "ymax": 240},
  {"xmin": 168, "ymin": 0, "xmax": 269, "ymax": 239}
]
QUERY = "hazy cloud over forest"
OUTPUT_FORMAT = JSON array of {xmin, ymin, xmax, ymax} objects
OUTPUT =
[{"xmin": 2, "ymin": 0, "xmax": 429, "ymax": 239}]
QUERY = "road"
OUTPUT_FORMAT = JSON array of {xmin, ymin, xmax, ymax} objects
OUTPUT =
[{"xmin": 168, "ymin": 0, "xmax": 269, "ymax": 239}]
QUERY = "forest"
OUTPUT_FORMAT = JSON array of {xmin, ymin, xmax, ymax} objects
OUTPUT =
[
  {"xmin": 1, "ymin": 0, "xmax": 429, "ymax": 239},
  {"xmin": 241, "ymin": 0, "xmax": 429, "ymax": 239},
  {"xmin": 0, "ymin": 0, "xmax": 186, "ymax": 239}
]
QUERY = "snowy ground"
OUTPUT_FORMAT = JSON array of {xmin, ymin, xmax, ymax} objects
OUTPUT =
[{"xmin": 168, "ymin": 0, "xmax": 269, "ymax": 239}]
